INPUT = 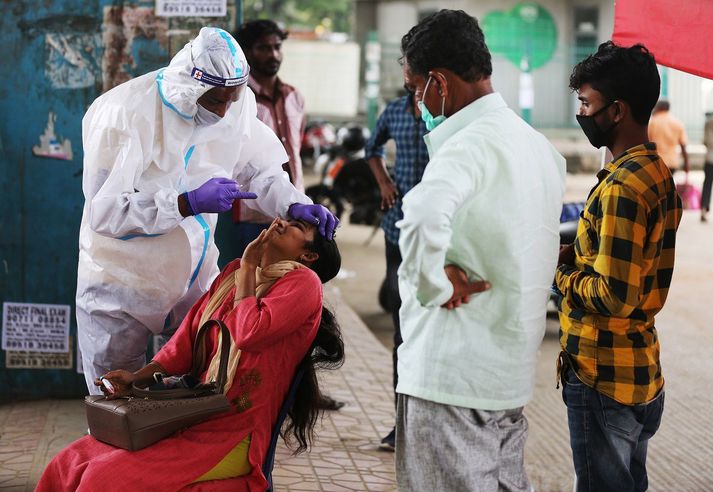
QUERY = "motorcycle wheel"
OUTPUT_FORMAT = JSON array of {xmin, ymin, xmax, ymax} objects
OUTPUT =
[{"xmin": 305, "ymin": 184, "xmax": 345, "ymax": 220}]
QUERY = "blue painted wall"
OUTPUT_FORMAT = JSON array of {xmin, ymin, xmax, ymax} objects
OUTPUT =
[
  {"xmin": 0, "ymin": 1, "xmax": 239, "ymax": 399},
  {"xmin": 0, "ymin": 1, "xmax": 101, "ymax": 398}
]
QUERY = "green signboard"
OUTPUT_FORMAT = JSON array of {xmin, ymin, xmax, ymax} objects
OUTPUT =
[{"xmin": 482, "ymin": 2, "xmax": 557, "ymax": 70}]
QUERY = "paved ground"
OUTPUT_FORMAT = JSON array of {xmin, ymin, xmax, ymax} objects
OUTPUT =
[{"xmin": 1, "ymin": 171, "xmax": 712, "ymax": 491}]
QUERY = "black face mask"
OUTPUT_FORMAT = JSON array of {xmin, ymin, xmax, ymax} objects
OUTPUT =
[{"xmin": 576, "ymin": 101, "xmax": 618, "ymax": 148}]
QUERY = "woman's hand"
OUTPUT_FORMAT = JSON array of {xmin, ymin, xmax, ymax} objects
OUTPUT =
[
  {"xmin": 242, "ymin": 219, "xmax": 279, "ymax": 268},
  {"xmin": 94, "ymin": 369, "xmax": 135, "ymax": 399},
  {"xmin": 237, "ymin": 220, "xmax": 280, "ymax": 301}
]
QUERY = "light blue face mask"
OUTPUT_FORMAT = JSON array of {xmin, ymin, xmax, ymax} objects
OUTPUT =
[
  {"xmin": 417, "ymin": 76, "xmax": 447, "ymax": 131},
  {"xmin": 194, "ymin": 103, "xmax": 222, "ymax": 127}
]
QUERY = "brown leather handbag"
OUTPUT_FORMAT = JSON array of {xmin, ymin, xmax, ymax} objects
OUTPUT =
[{"xmin": 84, "ymin": 319, "xmax": 232, "ymax": 451}]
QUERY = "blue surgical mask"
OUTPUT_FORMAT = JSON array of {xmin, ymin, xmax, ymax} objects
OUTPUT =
[
  {"xmin": 418, "ymin": 76, "xmax": 447, "ymax": 131},
  {"xmin": 194, "ymin": 103, "xmax": 222, "ymax": 127}
]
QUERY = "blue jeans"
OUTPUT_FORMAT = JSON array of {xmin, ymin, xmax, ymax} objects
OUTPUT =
[{"xmin": 562, "ymin": 367, "xmax": 664, "ymax": 492}]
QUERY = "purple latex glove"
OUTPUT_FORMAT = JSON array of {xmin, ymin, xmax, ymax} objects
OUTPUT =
[
  {"xmin": 288, "ymin": 203, "xmax": 339, "ymax": 240},
  {"xmin": 186, "ymin": 178, "xmax": 257, "ymax": 214}
]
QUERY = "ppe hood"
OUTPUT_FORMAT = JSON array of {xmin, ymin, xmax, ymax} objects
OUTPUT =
[{"xmin": 156, "ymin": 27, "xmax": 250, "ymax": 120}]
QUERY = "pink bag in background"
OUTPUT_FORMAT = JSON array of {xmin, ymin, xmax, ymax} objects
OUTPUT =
[{"xmin": 677, "ymin": 172, "xmax": 702, "ymax": 210}]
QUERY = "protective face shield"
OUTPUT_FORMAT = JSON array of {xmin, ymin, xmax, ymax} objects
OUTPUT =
[
  {"xmin": 188, "ymin": 30, "xmax": 250, "ymax": 127},
  {"xmin": 155, "ymin": 27, "xmax": 251, "ymax": 123},
  {"xmin": 194, "ymin": 103, "xmax": 223, "ymax": 126},
  {"xmin": 189, "ymin": 59, "xmax": 249, "ymax": 89},
  {"xmin": 418, "ymin": 76, "xmax": 447, "ymax": 131},
  {"xmin": 576, "ymin": 101, "xmax": 618, "ymax": 148}
]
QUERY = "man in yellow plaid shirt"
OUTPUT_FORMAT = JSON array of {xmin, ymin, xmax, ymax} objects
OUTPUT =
[{"xmin": 555, "ymin": 41, "xmax": 682, "ymax": 491}]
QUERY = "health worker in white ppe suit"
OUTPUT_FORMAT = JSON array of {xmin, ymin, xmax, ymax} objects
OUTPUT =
[{"xmin": 76, "ymin": 27, "xmax": 338, "ymax": 394}]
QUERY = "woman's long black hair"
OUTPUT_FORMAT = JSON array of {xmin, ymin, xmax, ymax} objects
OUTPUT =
[{"xmin": 281, "ymin": 229, "xmax": 344, "ymax": 453}]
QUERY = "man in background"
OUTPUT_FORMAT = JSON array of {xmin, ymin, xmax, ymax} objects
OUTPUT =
[
  {"xmin": 701, "ymin": 111, "xmax": 713, "ymax": 222},
  {"xmin": 216, "ymin": 20, "xmax": 307, "ymax": 265},
  {"xmin": 364, "ymin": 91, "xmax": 429, "ymax": 451},
  {"xmin": 649, "ymin": 100, "xmax": 689, "ymax": 175}
]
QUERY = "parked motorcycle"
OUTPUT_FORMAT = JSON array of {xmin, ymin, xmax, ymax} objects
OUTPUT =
[
  {"xmin": 300, "ymin": 121, "xmax": 336, "ymax": 168},
  {"xmin": 305, "ymin": 125, "xmax": 383, "ymax": 227}
]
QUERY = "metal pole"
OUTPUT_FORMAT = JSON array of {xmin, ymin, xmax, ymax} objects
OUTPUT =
[
  {"xmin": 365, "ymin": 31, "xmax": 381, "ymax": 131},
  {"xmin": 519, "ymin": 56, "xmax": 533, "ymax": 124},
  {"xmin": 235, "ymin": 0, "xmax": 243, "ymax": 31},
  {"xmin": 661, "ymin": 65, "xmax": 669, "ymax": 98}
]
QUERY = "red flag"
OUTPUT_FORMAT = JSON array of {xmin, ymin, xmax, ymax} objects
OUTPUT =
[{"xmin": 613, "ymin": 0, "xmax": 713, "ymax": 80}]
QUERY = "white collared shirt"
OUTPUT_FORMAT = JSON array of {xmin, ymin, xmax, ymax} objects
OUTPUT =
[{"xmin": 396, "ymin": 92, "xmax": 566, "ymax": 410}]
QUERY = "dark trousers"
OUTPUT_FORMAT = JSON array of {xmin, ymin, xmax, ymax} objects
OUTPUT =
[
  {"xmin": 702, "ymin": 162, "xmax": 713, "ymax": 212},
  {"xmin": 562, "ymin": 367, "xmax": 664, "ymax": 492},
  {"xmin": 385, "ymin": 239, "xmax": 402, "ymax": 407}
]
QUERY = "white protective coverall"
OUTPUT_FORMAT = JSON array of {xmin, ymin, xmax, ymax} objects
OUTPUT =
[{"xmin": 76, "ymin": 27, "xmax": 310, "ymax": 393}]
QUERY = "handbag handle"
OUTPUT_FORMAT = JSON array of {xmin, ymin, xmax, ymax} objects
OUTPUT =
[
  {"xmin": 132, "ymin": 319, "xmax": 232, "ymax": 399},
  {"xmin": 191, "ymin": 319, "xmax": 231, "ymax": 394}
]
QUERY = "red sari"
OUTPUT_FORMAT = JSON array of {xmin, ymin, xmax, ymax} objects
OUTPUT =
[{"xmin": 36, "ymin": 259, "xmax": 323, "ymax": 491}]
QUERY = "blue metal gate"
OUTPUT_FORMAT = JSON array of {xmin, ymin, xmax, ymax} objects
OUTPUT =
[{"xmin": 0, "ymin": 0, "xmax": 239, "ymax": 399}]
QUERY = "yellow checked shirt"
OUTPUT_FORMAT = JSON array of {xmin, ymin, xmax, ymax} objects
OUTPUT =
[{"xmin": 555, "ymin": 143, "xmax": 682, "ymax": 405}]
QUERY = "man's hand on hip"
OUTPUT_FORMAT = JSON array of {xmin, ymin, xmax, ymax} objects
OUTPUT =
[{"xmin": 441, "ymin": 264, "xmax": 490, "ymax": 310}]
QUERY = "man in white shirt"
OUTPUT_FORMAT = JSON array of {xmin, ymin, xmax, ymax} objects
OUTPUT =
[{"xmin": 395, "ymin": 10, "xmax": 566, "ymax": 491}]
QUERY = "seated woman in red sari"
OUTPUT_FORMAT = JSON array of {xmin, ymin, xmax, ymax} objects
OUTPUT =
[{"xmin": 37, "ymin": 218, "xmax": 343, "ymax": 491}]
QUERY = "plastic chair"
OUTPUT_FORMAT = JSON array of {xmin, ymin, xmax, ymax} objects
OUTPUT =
[{"xmin": 262, "ymin": 360, "xmax": 307, "ymax": 492}]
